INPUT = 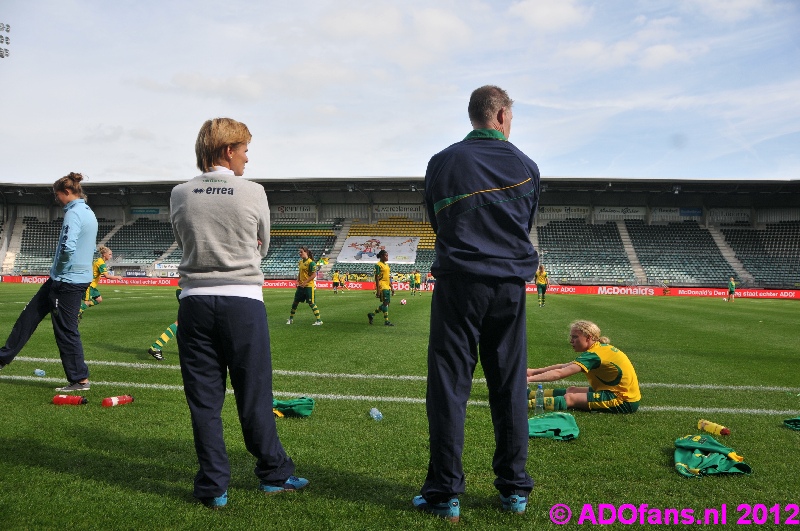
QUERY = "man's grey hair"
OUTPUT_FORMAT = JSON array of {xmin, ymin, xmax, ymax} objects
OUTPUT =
[{"xmin": 468, "ymin": 85, "xmax": 513, "ymax": 127}]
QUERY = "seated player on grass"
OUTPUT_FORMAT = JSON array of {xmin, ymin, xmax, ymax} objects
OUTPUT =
[{"xmin": 527, "ymin": 320, "xmax": 640, "ymax": 414}]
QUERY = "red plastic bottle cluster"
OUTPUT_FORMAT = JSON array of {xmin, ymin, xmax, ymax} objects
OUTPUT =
[
  {"xmin": 101, "ymin": 395, "xmax": 134, "ymax": 407},
  {"xmin": 52, "ymin": 395, "xmax": 88, "ymax": 405}
]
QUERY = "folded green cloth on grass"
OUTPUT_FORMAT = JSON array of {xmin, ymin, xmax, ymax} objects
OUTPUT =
[
  {"xmin": 674, "ymin": 434, "xmax": 752, "ymax": 478},
  {"xmin": 528, "ymin": 412, "xmax": 579, "ymax": 441},
  {"xmin": 784, "ymin": 417, "xmax": 800, "ymax": 431}
]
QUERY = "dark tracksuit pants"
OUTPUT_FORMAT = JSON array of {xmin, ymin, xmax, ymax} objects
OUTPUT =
[
  {"xmin": 422, "ymin": 274, "xmax": 533, "ymax": 501},
  {"xmin": 177, "ymin": 295, "xmax": 295, "ymax": 499},
  {"xmin": 0, "ymin": 278, "xmax": 90, "ymax": 382}
]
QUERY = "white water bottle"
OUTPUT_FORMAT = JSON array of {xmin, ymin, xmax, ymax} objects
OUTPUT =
[
  {"xmin": 534, "ymin": 384, "xmax": 544, "ymax": 415},
  {"xmin": 369, "ymin": 407, "xmax": 383, "ymax": 421}
]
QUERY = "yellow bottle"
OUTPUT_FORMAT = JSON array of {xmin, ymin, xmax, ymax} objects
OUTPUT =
[{"xmin": 698, "ymin": 419, "xmax": 730, "ymax": 435}]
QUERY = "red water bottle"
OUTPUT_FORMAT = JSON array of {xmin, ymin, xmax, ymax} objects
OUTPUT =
[
  {"xmin": 52, "ymin": 395, "xmax": 88, "ymax": 405},
  {"xmin": 102, "ymin": 395, "xmax": 134, "ymax": 407}
]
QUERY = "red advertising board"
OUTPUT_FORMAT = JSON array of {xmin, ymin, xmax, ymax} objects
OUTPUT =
[{"xmin": 1, "ymin": 276, "xmax": 797, "ymax": 299}]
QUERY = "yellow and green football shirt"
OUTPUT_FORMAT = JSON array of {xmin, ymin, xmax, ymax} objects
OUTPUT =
[
  {"xmin": 375, "ymin": 261, "xmax": 392, "ymax": 291},
  {"xmin": 90, "ymin": 257, "xmax": 109, "ymax": 288},
  {"xmin": 535, "ymin": 270, "xmax": 548, "ymax": 285},
  {"xmin": 332, "ymin": 271, "xmax": 340, "ymax": 283},
  {"xmin": 572, "ymin": 342, "xmax": 641, "ymax": 403},
  {"xmin": 298, "ymin": 258, "xmax": 317, "ymax": 287},
  {"xmin": 414, "ymin": 272, "xmax": 421, "ymax": 284}
]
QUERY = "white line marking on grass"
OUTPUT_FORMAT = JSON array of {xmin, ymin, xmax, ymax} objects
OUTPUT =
[
  {"xmin": 18, "ymin": 356, "xmax": 181, "ymax": 370},
  {"xmin": 641, "ymin": 382, "xmax": 800, "ymax": 393},
  {"xmin": 2, "ymin": 376, "xmax": 798, "ymax": 415},
  {"xmin": 273, "ymin": 369, "xmax": 427, "ymax": 381},
  {"xmin": 13, "ymin": 357, "xmax": 800, "ymax": 393},
  {"xmin": 640, "ymin": 405, "xmax": 800, "ymax": 416},
  {"xmin": 1, "ymin": 375, "xmax": 185, "ymax": 391}
]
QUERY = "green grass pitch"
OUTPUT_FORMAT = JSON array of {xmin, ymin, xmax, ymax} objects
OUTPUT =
[{"xmin": 1, "ymin": 284, "xmax": 798, "ymax": 529}]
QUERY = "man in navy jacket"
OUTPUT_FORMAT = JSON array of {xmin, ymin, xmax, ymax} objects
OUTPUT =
[{"xmin": 414, "ymin": 85, "xmax": 540, "ymax": 522}]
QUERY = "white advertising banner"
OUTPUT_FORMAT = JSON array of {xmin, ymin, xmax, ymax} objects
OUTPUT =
[
  {"xmin": 372, "ymin": 205, "xmax": 423, "ymax": 215},
  {"xmin": 337, "ymin": 236, "xmax": 419, "ymax": 264},
  {"xmin": 273, "ymin": 204, "xmax": 318, "ymax": 215},
  {"xmin": 538, "ymin": 206, "xmax": 591, "ymax": 219},
  {"xmin": 708, "ymin": 208, "xmax": 750, "ymax": 223},
  {"xmin": 594, "ymin": 206, "xmax": 646, "ymax": 219}
]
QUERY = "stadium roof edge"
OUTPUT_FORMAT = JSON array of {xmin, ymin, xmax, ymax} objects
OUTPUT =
[{"xmin": 2, "ymin": 176, "xmax": 798, "ymax": 188}]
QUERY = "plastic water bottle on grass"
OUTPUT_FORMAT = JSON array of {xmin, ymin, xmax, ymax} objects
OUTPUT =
[
  {"xmin": 34, "ymin": 369, "xmax": 46, "ymax": 377},
  {"xmin": 102, "ymin": 395, "xmax": 134, "ymax": 407},
  {"xmin": 369, "ymin": 407, "xmax": 383, "ymax": 421},
  {"xmin": 534, "ymin": 384, "xmax": 544, "ymax": 415},
  {"xmin": 52, "ymin": 395, "xmax": 87, "ymax": 405}
]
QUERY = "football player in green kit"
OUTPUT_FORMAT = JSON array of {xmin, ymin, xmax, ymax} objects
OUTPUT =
[{"xmin": 287, "ymin": 246, "xmax": 323, "ymax": 325}]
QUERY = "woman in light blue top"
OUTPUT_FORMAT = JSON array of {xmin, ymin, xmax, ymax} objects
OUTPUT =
[{"xmin": 0, "ymin": 172, "xmax": 98, "ymax": 391}]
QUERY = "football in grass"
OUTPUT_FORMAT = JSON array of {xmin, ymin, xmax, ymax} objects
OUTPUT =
[{"xmin": 400, "ymin": 299, "xmax": 407, "ymax": 305}]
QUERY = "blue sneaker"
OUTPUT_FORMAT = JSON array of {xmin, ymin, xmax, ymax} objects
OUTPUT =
[
  {"xmin": 199, "ymin": 490, "xmax": 228, "ymax": 509},
  {"xmin": 412, "ymin": 495, "xmax": 460, "ymax": 523},
  {"xmin": 259, "ymin": 475, "xmax": 309, "ymax": 494},
  {"xmin": 500, "ymin": 493, "xmax": 527, "ymax": 514}
]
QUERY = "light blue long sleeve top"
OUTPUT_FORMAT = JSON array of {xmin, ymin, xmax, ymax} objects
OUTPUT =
[{"xmin": 50, "ymin": 198, "xmax": 98, "ymax": 283}]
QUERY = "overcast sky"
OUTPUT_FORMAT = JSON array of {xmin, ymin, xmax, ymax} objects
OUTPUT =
[{"xmin": 1, "ymin": 0, "xmax": 798, "ymax": 185}]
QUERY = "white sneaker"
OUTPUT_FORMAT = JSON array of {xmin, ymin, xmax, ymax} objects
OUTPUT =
[
  {"xmin": 286, "ymin": 319, "xmax": 293, "ymax": 325},
  {"xmin": 312, "ymin": 320, "xmax": 323, "ymax": 326}
]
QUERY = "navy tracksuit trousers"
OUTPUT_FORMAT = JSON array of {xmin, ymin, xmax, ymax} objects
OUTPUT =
[
  {"xmin": 177, "ymin": 295, "xmax": 295, "ymax": 499},
  {"xmin": 422, "ymin": 274, "xmax": 533, "ymax": 500},
  {"xmin": 0, "ymin": 278, "xmax": 89, "ymax": 382}
]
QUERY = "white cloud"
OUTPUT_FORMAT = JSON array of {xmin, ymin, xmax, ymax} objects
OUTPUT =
[
  {"xmin": 681, "ymin": 0, "xmax": 774, "ymax": 23},
  {"xmin": 320, "ymin": 5, "xmax": 404, "ymax": 40},
  {"xmin": 632, "ymin": 16, "xmax": 682, "ymax": 43},
  {"xmin": 509, "ymin": 0, "xmax": 591, "ymax": 32},
  {"xmin": 638, "ymin": 44, "xmax": 690, "ymax": 69},
  {"xmin": 84, "ymin": 125, "xmax": 124, "ymax": 143},
  {"xmin": 169, "ymin": 73, "xmax": 265, "ymax": 102},
  {"xmin": 557, "ymin": 40, "xmax": 639, "ymax": 69},
  {"xmin": 388, "ymin": 8, "xmax": 471, "ymax": 69}
]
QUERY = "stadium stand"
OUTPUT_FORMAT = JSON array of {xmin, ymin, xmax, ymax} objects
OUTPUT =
[
  {"xmin": 720, "ymin": 220, "xmax": 800, "ymax": 288},
  {"xmin": 2, "ymin": 180, "xmax": 800, "ymax": 288},
  {"xmin": 13, "ymin": 217, "xmax": 63, "ymax": 274},
  {"xmin": 260, "ymin": 220, "xmax": 339, "ymax": 279},
  {"xmin": 104, "ymin": 218, "xmax": 175, "ymax": 265},
  {"xmin": 625, "ymin": 219, "xmax": 738, "ymax": 287},
  {"xmin": 537, "ymin": 219, "xmax": 636, "ymax": 285}
]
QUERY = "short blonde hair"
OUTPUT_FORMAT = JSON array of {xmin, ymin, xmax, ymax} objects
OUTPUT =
[
  {"xmin": 570, "ymin": 320, "xmax": 610, "ymax": 344},
  {"xmin": 195, "ymin": 118, "xmax": 252, "ymax": 172},
  {"xmin": 98, "ymin": 246, "xmax": 112, "ymax": 257}
]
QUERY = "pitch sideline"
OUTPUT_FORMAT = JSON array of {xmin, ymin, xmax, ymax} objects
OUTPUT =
[
  {"xmin": 11, "ymin": 356, "xmax": 800, "ymax": 394},
  {"xmin": 3, "ymin": 358, "xmax": 799, "ymax": 416}
]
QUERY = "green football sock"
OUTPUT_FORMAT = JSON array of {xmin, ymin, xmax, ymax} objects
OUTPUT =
[
  {"xmin": 152, "ymin": 322, "xmax": 178, "ymax": 350},
  {"xmin": 544, "ymin": 396, "xmax": 567, "ymax": 411}
]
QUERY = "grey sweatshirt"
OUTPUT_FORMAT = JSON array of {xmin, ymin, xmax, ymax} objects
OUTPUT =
[{"xmin": 170, "ymin": 169, "xmax": 270, "ymax": 290}]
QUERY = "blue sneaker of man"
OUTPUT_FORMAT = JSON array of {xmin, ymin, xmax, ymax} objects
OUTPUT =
[
  {"xmin": 259, "ymin": 475, "xmax": 309, "ymax": 494},
  {"xmin": 412, "ymin": 495, "xmax": 460, "ymax": 523},
  {"xmin": 199, "ymin": 490, "xmax": 228, "ymax": 509},
  {"xmin": 500, "ymin": 493, "xmax": 527, "ymax": 514}
]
